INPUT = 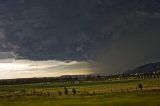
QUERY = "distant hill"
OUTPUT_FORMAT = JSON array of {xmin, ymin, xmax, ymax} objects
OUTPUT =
[
  {"xmin": 60, "ymin": 74, "xmax": 99, "ymax": 79},
  {"xmin": 125, "ymin": 62, "xmax": 160, "ymax": 74}
]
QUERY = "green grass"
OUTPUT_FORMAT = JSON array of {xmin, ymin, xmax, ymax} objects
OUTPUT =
[
  {"xmin": 0, "ymin": 92, "xmax": 159, "ymax": 106},
  {"xmin": 0, "ymin": 78, "xmax": 159, "ymax": 106}
]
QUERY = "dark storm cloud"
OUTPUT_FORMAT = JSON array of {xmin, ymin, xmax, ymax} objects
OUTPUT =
[{"xmin": 0, "ymin": 0, "xmax": 160, "ymax": 73}]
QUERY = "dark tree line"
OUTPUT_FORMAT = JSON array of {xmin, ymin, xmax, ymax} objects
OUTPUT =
[{"xmin": 0, "ymin": 71, "xmax": 159, "ymax": 86}]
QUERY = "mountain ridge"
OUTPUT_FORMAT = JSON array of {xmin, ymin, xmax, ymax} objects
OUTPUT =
[{"xmin": 125, "ymin": 62, "xmax": 160, "ymax": 74}]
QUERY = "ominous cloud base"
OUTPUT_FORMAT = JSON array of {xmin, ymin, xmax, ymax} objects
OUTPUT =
[{"xmin": 0, "ymin": 0, "xmax": 160, "ymax": 74}]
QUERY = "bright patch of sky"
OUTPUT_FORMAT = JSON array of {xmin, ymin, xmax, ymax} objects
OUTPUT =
[{"xmin": 0, "ymin": 52, "xmax": 92, "ymax": 79}]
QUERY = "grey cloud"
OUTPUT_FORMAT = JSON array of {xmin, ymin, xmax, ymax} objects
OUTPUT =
[
  {"xmin": 0, "ymin": 52, "xmax": 15, "ymax": 59},
  {"xmin": 0, "ymin": 0, "xmax": 160, "ymax": 74},
  {"xmin": 92, "ymin": 15, "xmax": 160, "ymax": 74}
]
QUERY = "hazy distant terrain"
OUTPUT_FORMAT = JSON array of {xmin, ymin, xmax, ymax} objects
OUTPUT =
[{"xmin": 126, "ymin": 62, "xmax": 160, "ymax": 74}]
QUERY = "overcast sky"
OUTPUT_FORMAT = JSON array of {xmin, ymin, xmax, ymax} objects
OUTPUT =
[{"xmin": 0, "ymin": 0, "xmax": 160, "ymax": 79}]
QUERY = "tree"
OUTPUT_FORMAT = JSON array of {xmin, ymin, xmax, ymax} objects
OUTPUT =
[
  {"xmin": 40, "ymin": 91, "xmax": 43, "ymax": 95},
  {"xmin": 64, "ymin": 87, "xmax": 68, "ymax": 95},
  {"xmin": 33, "ymin": 90, "xmax": 36, "ymax": 95},
  {"xmin": 72, "ymin": 88, "xmax": 76, "ymax": 95},
  {"xmin": 138, "ymin": 83, "xmax": 143, "ymax": 91},
  {"xmin": 21, "ymin": 89, "xmax": 26, "ymax": 94},
  {"xmin": 58, "ymin": 91, "xmax": 62, "ymax": 96},
  {"xmin": 47, "ymin": 92, "xmax": 50, "ymax": 95}
]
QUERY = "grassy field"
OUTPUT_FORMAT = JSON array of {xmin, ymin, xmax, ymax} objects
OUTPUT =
[
  {"xmin": 0, "ymin": 78, "xmax": 160, "ymax": 106},
  {"xmin": 0, "ymin": 92, "xmax": 160, "ymax": 106}
]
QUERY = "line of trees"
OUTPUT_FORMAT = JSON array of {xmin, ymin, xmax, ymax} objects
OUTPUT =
[{"xmin": 102, "ymin": 71, "xmax": 160, "ymax": 81}]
